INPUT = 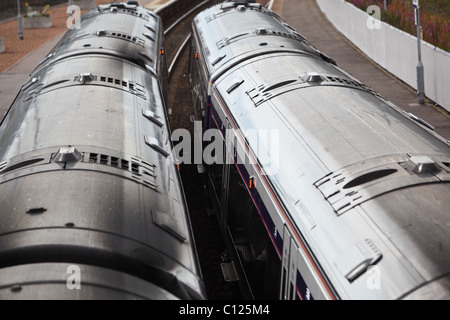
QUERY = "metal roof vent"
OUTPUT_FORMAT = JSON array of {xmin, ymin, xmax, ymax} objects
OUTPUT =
[
  {"xmin": 408, "ymin": 155, "xmax": 440, "ymax": 174},
  {"xmin": 96, "ymin": 30, "xmax": 107, "ymax": 36},
  {"xmin": 144, "ymin": 24, "xmax": 155, "ymax": 32},
  {"xmin": 301, "ymin": 72, "xmax": 323, "ymax": 83},
  {"xmin": 54, "ymin": 146, "xmax": 82, "ymax": 164},
  {"xmin": 142, "ymin": 109, "xmax": 164, "ymax": 127},
  {"xmin": 343, "ymin": 169, "xmax": 397, "ymax": 189},
  {"xmin": 145, "ymin": 136, "xmax": 170, "ymax": 157},
  {"xmin": 335, "ymin": 239, "xmax": 382, "ymax": 282},
  {"xmin": 76, "ymin": 73, "xmax": 95, "ymax": 84},
  {"xmin": 256, "ymin": 27, "xmax": 267, "ymax": 34},
  {"xmin": 212, "ymin": 54, "xmax": 226, "ymax": 66},
  {"xmin": 227, "ymin": 79, "xmax": 244, "ymax": 94}
]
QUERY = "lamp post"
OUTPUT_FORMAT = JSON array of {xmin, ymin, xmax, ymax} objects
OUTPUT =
[
  {"xmin": 413, "ymin": 0, "xmax": 425, "ymax": 104},
  {"xmin": 17, "ymin": 0, "xmax": 23, "ymax": 39}
]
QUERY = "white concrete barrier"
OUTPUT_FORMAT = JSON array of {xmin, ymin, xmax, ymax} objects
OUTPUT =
[{"xmin": 316, "ymin": 0, "xmax": 450, "ymax": 112}]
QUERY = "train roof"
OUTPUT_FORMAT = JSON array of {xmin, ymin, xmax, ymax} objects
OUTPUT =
[
  {"xmin": 0, "ymin": 2, "xmax": 205, "ymax": 299},
  {"xmin": 32, "ymin": 2, "xmax": 163, "ymax": 75},
  {"xmin": 192, "ymin": 1, "xmax": 334, "ymax": 79},
  {"xmin": 193, "ymin": 1, "xmax": 450, "ymax": 299}
]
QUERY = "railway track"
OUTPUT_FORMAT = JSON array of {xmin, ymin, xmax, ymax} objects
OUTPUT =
[{"xmin": 159, "ymin": 0, "xmax": 241, "ymax": 300}]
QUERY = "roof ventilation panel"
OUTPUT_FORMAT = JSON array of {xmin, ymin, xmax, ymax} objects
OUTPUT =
[{"xmin": 343, "ymin": 169, "xmax": 397, "ymax": 189}]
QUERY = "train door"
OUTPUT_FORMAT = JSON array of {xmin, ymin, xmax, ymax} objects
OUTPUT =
[
  {"xmin": 204, "ymin": 114, "xmax": 226, "ymax": 229},
  {"xmin": 188, "ymin": 42, "xmax": 206, "ymax": 121},
  {"xmin": 219, "ymin": 118, "xmax": 233, "ymax": 234},
  {"xmin": 281, "ymin": 226, "xmax": 299, "ymax": 300},
  {"xmin": 223, "ymin": 139, "xmax": 281, "ymax": 298}
]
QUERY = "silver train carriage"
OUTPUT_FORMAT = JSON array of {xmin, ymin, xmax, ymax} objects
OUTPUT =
[
  {"xmin": 0, "ymin": 1, "xmax": 206, "ymax": 300},
  {"xmin": 189, "ymin": 0, "xmax": 450, "ymax": 300}
]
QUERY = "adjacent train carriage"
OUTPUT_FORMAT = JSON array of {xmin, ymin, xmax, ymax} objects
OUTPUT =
[
  {"xmin": 190, "ymin": 0, "xmax": 450, "ymax": 300},
  {"xmin": 0, "ymin": 1, "xmax": 206, "ymax": 299}
]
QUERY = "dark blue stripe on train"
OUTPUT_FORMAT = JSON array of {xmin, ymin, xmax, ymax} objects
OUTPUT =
[{"xmin": 297, "ymin": 270, "xmax": 314, "ymax": 300}]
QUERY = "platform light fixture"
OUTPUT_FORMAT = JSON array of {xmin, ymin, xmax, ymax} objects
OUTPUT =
[{"xmin": 17, "ymin": 0, "xmax": 23, "ymax": 39}]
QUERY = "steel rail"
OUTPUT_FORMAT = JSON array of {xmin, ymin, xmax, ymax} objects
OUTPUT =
[
  {"xmin": 163, "ymin": 0, "xmax": 211, "ymax": 35},
  {"xmin": 168, "ymin": 34, "xmax": 191, "ymax": 78}
]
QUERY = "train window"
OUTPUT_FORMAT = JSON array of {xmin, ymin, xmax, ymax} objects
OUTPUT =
[{"xmin": 226, "ymin": 164, "xmax": 281, "ymax": 299}]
